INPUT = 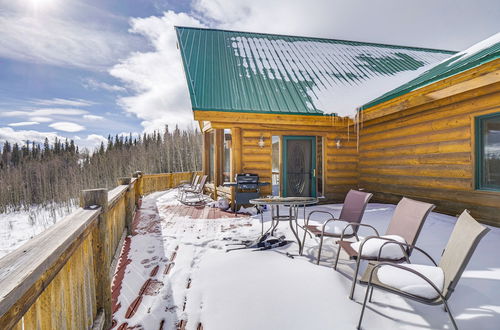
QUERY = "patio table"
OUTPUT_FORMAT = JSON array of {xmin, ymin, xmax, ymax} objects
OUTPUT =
[{"xmin": 250, "ymin": 197, "xmax": 318, "ymax": 254}]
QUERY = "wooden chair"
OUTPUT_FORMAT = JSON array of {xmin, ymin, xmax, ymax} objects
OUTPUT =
[
  {"xmin": 302, "ymin": 189, "xmax": 373, "ymax": 261},
  {"xmin": 335, "ymin": 197, "xmax": 435, "ymax": 299},
  {"xmin": 357, "ymin": 210, "xmax": 490, "ymax": 330}
]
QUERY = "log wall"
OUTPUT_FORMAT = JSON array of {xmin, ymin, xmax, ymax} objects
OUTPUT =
[
  {"xmin": 359, "ymin": 83, "xmax": 500, "ymax": 225},
  {"xmin": 237, "ymin": 124, "xmax": 359, "ymax": 201},
  {"xmin": 0, "ymin": 171, "xmax": 199, "ymax": 329}
]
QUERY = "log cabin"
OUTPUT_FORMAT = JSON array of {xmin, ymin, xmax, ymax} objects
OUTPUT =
[
  {"xmin": 359, "ymin": 33, "xmax": 500, "ymax": 225},
  {"xmin": 176, "ymin": 26, "xmax": 499, "ymax": 224}
]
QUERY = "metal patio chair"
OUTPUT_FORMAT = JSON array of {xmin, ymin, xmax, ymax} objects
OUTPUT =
[
  {"xmin": 357, "ymin": 210, "xmax": 490, "ymax": 330},
  {"xmin": 302, "ymin": 189, "xmax": 373, "ymax": 261},
  {"xmin": 178, "ymin": 173, "xmax": 198, "ymax": 189},
  {"xmin": 335, "ymin": 197, "xmax": 435, "ymax": 299},
  {"xmin": 177, "ymin": 174, "xmax": 199, "ymax": 200},
  {"xmin": 179, "ymin": 175, "xmax": 208, "ymax": 205}
]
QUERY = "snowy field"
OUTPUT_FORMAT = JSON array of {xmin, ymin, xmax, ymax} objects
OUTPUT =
[
  {"xmin": 0, "ymin": 203, "xmax": 76, "ymax": 258},
  {"xmin": 113, "ymin": 190, "xmax": 500, "ymax": 329}
]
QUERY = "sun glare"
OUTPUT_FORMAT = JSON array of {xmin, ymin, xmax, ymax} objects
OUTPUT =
[{"xmin": 28, "ymin": 0, "xmax": 56, "ymax": 11}]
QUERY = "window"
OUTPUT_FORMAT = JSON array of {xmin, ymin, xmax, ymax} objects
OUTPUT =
[{"xmin": 476, "ymin": 113, "xmax": 500, "ymax": 190}]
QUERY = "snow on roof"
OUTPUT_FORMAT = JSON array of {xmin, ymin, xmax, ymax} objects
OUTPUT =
[
  {"xmin": 361, "ymin": 32, "xmax": 500, "ymax": 110},
  {"xmin": 176, "ymin": 27, "xmax": 454, "ymax": 118}
]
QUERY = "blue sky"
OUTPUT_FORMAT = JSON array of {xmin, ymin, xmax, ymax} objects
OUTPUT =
[{"xmin": 0, "ymin": 0, "xmax": 499, "ymax": 151}]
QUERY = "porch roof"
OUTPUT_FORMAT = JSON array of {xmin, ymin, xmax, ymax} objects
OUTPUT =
[
  {"xmin": 176, "ymin": 27, "xmax": 454, "ymax": 117},
  {"xmin": 361, "ymin": 32, "xmax": 500, "ymax": 110}
]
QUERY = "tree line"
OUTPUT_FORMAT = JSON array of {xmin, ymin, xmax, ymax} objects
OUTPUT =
[{"xmin": 0, "ymin": 126, "xmax": 202, "ymax": 212}]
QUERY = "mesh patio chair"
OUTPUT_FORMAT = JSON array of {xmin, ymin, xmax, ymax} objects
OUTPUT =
[
  {"xmin": 179, "ymin": 175, "xmax": 208, "ymax": 205},
  {"xmin": 302, "ymin": 189, "xmax": 373, "ymax": 261},
  {"xmin": 357, "ymin": 210, "xmax": 490, "ymax": 330},
  {"xmin": 335, "ymin": 197, "xmax": 435, "ymax": 299}
]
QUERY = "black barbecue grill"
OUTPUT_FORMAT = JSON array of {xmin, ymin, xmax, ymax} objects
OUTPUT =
[{"xmin": 223, "ymin": 173, "xmax": 270, "ymax": 212}]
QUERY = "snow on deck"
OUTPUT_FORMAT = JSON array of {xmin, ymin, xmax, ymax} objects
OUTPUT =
[{"xmin": 112, "ymin": 190, "xmax": 500, "ymax": 330}]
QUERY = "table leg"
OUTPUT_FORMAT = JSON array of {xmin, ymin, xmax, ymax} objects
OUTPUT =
[
  {"xmin": 272, "ymin": 205, "xmax": 280, "ymax": 236},
  {"xmin": 288, "ymin": 205, "xmax": 302, "ymax": 253},
  {"xmin": 262, "ymin": 205, "xmax": 278, "ymax": 237},
  {"xmin": 260, "ymin": 209, "xmax": 264, "ymax": 235}
]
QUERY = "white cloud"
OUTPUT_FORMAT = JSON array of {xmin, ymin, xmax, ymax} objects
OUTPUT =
[
  {"xmin": 82, "ymin": 78, "xmax": 126, "ymax": 92},
  {"xmin": 109, "ymin": 11, "xmax": 205, "ymax": 132},
  {"xmin": 192, "ymin": 0, "xmax": 500, "ymax": 50},
  {"xmin": 1, "ymin": 108, "xmax": 88, "ymax": 117},
  {"xmin": 0, "ymin": 127, "xmax": 64, "ymax": 145},
  {"xmin": 30, "ymin": 116, "xmax": 53, "ymax": 123},
  {"xmin": 32, "ymin": 98, "xmax": 95, "ymax": 107},
  {"xmin": 0, "ymin": 13, "xmax": 133, "ymax": 70},
  {"xmin": 114, "ymin": 3, "xmax": 495, "ymax": 131},
  {"xmin": 0, "ymin": 127, "xmax": 106, "ymax": 152},
  {"xmin": 74, "ymin": 134, "xmax": 108, "ymax": 151},
  {"xmin": 8, "ymin": 121, "xmax": 40, "ymax": 127},
  {"xmin": 83, "ymin": 114, "xmax": 104, "ymax": 121},
  {"xmin": 49, "ymin": 122, "xmax": 85, "ymax": 132},
  {"xmin": 117, "ymin": 132, "xmax": 140, "ymax": 138}
]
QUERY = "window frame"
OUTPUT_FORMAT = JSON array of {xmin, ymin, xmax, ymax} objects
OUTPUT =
[{"xmin": 475, "ymin": 112, "xmax": 500, "ymax": 191}]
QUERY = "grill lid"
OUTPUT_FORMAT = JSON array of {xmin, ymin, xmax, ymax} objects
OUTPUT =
[{"xmin": 236, "ymin": 173, "xmax": 259, "ymax": 184}]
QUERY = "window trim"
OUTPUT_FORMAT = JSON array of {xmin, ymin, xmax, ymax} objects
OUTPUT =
[{"xmin": 475, "ymin": 112, "xmax": 500, "ymax": 191}]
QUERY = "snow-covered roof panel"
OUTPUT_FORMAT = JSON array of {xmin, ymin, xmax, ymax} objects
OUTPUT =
[
  {"xmin": 176, "ymin": 27, "xmax": 455, "ymax": 117},
  {"xmin": 361, "ymin": 32, "xmax": 500, "ymax": 111}
]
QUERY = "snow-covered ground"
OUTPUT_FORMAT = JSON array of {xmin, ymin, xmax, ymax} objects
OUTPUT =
[
  {"xmin": 0, "ymin": 203, "xmax": 77, "ymax": 258},
  {"xmin": 113, "ymin": 190, "xmax": 500, "ymax": 329}
]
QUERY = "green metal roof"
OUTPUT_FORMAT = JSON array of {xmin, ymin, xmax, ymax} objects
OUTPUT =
[
  {"xmin": 176, "ymin": 26, "xmax": 455, "ymax": 116},
  {"xmin": 361, "ymin": 33, "xmax": 500, "ymax": 110}
]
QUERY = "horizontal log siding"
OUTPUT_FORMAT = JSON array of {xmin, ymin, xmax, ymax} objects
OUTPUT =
[
  {"xmin": 241, "ymin": 130, "xmax": 273, "ymax": 195},
  {"xmin": 359, "ymin": 86, "xmax": 500, "ymax": 225},
  {"xmin": 324, "ymin": 129, "xmax": 359, "ymax": 201},
  {"xmin": 239, "ymin": 128, "xmax": 359, "ymax": 200}
]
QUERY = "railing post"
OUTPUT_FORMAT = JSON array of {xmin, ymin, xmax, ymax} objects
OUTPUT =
[
  {"xmin": 133, "ymin": 171, "xmax": 143, "ymax": 207},
  {"xmin": 80, "ymin": 188, "xmax": 111, "ymax": 329},
  {"xmin": 117, "ymin": 177, "xmax": 134, "ymax": 235}
]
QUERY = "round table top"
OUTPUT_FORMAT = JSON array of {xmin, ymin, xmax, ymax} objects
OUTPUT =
[{"xmin": 250, "ymin": 196, "xmax": 319, "ymax": 206}]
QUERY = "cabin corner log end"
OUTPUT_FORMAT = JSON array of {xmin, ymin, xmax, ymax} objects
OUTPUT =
[{"xmin": 0, "ymin": 171, "xmax": 199, "ymax": 329}]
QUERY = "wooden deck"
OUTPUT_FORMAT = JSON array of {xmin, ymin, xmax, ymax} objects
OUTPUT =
[{"xmin": 111, "ymin": 197, "xmax": 248, "ymax": 329}]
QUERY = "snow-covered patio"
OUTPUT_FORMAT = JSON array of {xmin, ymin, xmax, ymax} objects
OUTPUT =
[{"xmin": 111, "ymin": 190, "xmax": 500, "ymax": 330}]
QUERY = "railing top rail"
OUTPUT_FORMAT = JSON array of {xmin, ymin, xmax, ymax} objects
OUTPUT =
[
  {"xmin": 141, "ymin": 171, "xmax": 199, "ymax": 177},
  {"xmin": 0, "ymin": 170, "xmax": 198, "ymax": 327},
  {"xmin": 0, "ymin": 208, "xmax": 100, "ymax": 317},
  {"xmin": 108, "ymin": 185, "xmax": 129, "ymax": 208}
]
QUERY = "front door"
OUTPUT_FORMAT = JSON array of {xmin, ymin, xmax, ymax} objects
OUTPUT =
[{"xmin": 283, "ymin": 136, "xmax": 316, "ymax": 197}]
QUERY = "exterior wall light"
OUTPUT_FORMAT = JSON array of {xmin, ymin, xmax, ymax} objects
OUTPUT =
[
  {"xmin": 336, "ymin": 139, "xmax": 342, "ymax": 149},
  {"xmin": 258, "ymin": 135, "xmax": 265, "ymax": 148}
]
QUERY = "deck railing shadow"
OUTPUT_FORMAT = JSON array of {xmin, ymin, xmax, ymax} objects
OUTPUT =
[{"xmin": 0, "ymin": 171, "xmax": 200, "ymax": 329}]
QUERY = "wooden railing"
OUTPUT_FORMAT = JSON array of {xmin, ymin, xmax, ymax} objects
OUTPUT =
[{"xmin": 0, "ymin": 171, "xmax": 200, "ymax": 329}]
